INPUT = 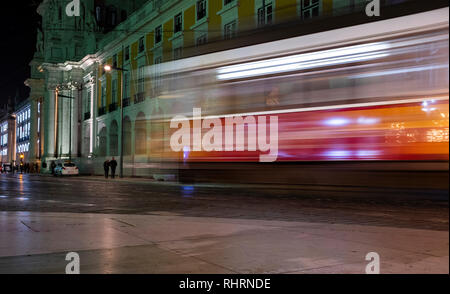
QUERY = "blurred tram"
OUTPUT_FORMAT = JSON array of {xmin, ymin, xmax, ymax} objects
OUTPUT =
[{"xmin": 144, "ymin": 8, "xmax": 449, "ymax": 187}]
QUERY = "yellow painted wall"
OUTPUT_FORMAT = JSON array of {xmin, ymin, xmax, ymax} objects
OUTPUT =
[
  {"xmin": 163, "ymin": 19, "xmax": 173, "ymax": 62},
  {"xmin": 276, "ymin": 0, "xmax": 298, "ymax": 22},
  {"xmin": 146, "ymin": 31, "xmax": 155, "ymax": 64},
  {"xmin": 184, "ymin": 5, "xmax": 195, "ymax": 49},
  {"xmin": 238, "ymin": 0, "xmax": 255, "ymax": 32},
  {"xmin": 208, "ymin": 0, "xmax": 222, "ymax": 40},
  {"xmin": 130, "ymin": 41, "xmax": 138, "ymax": 102}
]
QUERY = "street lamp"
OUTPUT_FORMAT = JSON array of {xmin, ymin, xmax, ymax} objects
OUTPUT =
[
  {"xmin": 104, "ymin": 48, "xmax": 128, "ymax": 178},
  {"xmin": 55, "ymin": 91, "xmax": 74, "ymax": 163}
]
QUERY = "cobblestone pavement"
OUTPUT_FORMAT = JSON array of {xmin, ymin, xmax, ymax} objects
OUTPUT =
[{"xmin": 0, "ymin": 174, "xmax": 448, "ymax": 231}]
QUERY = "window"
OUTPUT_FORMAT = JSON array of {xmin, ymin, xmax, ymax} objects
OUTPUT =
[
  {"xmin": 174, "ymin": 13, "xmax": 182, "ymax": 33},
  {"xmin": 125, "ymin": 46, "xmax": 130, "ymax": 61},
  {"xmin": 139, "ymin": 37, "xmax": 145, "ymax": 53},
  {"xmin": 112, "ymin": 80, "xmax": 117, "ymax": 103},
  {"xmin": 173, "ymin": 47, "xmax": 183, "ymax": 60},
  {"xmin": 224, "ymin": 20, "xmax": 237, "ymax": 40},
  {"xmin": 155, "ymin": 25, "xmax": 162, "ymax": 44},
  {"xmin": 224, "ymin": 0, "xmax": 234, "ymax": 5},
  {"xmin": 197, "ymin": 0, "xmax": 207, "ymax": 20},
  {"xmin": 138, "ymin": 66, "xmax": 145, "ymax": 93},
  {"xmin": 258, "ymin": 3, "xmax": 273, "ymax": 26},
  {"xmin": 196, "ymin": 34, "xmax": 207, "ymax": 46},
  {"xmin": 302, "ymin": 0, "xmax": 320, "ymax": 19}
]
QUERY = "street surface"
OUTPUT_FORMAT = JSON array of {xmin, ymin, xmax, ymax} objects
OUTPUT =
[{"xmin": 0, "ymin": 174, "xmax": 448, "ymax": 274}]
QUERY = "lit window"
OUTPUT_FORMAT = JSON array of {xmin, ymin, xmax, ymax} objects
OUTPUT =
[{"xmin": 258, "ymin": 3, "xmax": 273, "ymax": 26}]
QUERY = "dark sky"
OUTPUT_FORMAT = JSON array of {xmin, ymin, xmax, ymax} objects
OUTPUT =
[{"xmin": 0, "ymin": 1, "xmax": 42, "ymax": 106}]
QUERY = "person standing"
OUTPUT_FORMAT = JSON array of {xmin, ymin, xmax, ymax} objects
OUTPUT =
[
  {"xmin": 109, "ymin": 157, "xmax": 118, "ymax": 179},
  {"xmin": 103, "ymin": 160, "xmax": 110, "ymax": 179},
  {"xmin": 50, "ymin": 161, "xmax": 56, "ymax": 175}
]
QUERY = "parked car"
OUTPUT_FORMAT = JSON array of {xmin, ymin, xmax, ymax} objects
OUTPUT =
[
  {"xmin": 1, "ymin": 164, "xmax": 12, "ymax": 173},
  {"xmin": 54, "ymin": 162, "xmax": 79, "ymax": 176}
]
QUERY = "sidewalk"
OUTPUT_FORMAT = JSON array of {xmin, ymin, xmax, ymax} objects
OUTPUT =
[{"xmin": 0, "ymin": 211, "xmax": 448, "ymax": 274}]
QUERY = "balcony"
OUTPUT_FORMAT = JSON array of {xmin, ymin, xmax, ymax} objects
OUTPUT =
[
  {"xmin": 134, "ymin": 93, "xmax": 145, "ymax": 104},
  {"xmin": 84, "ymin": 112, "xmax": 91, "ymax": 120},
  {"xmin": 98, "ymin": 107, "xmax": 106, "ymax": 117},
  {"xmin": 122, "ymin": 97, "xmax": 130, "ymax": 108},
  {"xmin": 109, "ymin": 102, "xmax": 118, "ymax": 112}
]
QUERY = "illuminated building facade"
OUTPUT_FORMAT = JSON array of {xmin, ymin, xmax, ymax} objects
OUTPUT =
[
  {"xmin": 26, "ymin": 0, "xmax": 417, "ymax": 175},
  {"xmin": 0, "ymin": 113, "xmax": 16, "ymax": 166},
  {"xmin": 15, "ymin": 102, "xmax": 32, "ymax": 164}
]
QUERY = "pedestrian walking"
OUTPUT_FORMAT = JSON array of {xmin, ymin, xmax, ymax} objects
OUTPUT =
[
  {"xmin": 109, "ymin": 157, "xmax": 118, "ymax": 179},
  {"xmin": 103, "ymin": 160, "xmax": 110, "ymax": 179}
]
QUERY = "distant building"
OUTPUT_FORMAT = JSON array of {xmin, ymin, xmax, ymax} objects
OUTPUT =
[
  {"xmin": 14, "ymin": 100, "xmax": 32, "ymax": 164},
  {"xmin": 0, "ymin": 113, "xmax": 16, "ymax": 166}
]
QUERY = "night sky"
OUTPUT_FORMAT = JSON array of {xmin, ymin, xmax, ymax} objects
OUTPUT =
[{"xmin": 0, "ymin": 1, "xmax": 42, "ymax": 106}]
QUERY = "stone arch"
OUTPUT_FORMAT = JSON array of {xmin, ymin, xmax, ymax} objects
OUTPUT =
[
  {"xmin": 109, "ymin": 120, "xmax": 118, "ymax": 156},
  {"xmin": 135, "ymin": 112, "xmax": 147, "ymax": 155}
]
